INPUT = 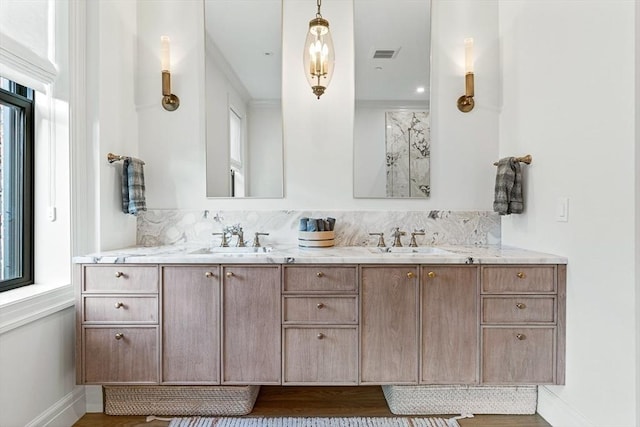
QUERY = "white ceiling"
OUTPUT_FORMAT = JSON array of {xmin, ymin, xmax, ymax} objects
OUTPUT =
[{"xmin": 204, "ymin": 0, "xmax": 431, "ymax": 103}]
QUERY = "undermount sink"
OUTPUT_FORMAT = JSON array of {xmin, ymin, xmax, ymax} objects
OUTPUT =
[
  {"xmin": 368, "ymin": 246, "xmax": 454, "ymax": 255},
  {"xmin": 189, "ymin": 246, "xmax": 274, "ymax": 254}
]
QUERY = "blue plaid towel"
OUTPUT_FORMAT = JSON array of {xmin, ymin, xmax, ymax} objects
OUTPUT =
[
  {"xmin": 122, "ymin": 157, "xmax": 147, "ymax": 215},
  {"xmin": 493, "ymin": 157, "xmax": 523, "ymax": 215}
]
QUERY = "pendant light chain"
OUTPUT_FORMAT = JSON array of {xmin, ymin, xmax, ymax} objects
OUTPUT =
[{"xmin": 317, "ymin": 0, "xmax": 322, "ymax": 18}]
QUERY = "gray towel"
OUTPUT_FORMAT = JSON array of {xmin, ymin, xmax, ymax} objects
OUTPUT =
[
  {"xmin": 122, "ymin": 158, "xmax": 147, "ymax": 215},
  {"xmin": 493, "ymin": 157, "xmax": 523, "ymax": 215}
]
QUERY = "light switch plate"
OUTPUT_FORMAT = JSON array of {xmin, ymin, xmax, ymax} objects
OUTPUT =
[
  {"xmin": 47, "ymin": 206, "xmax": 56, "ymax": 222},
  {"xmin": 556, "ymin": 197, "xmax": 569, "ymax": 222}
]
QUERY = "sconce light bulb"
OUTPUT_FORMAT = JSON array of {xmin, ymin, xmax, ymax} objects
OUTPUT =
[
  {"xmin": 161, "ymin": 36, "xmax": 171, "ymax": 72},
  {"xmin": 464, "ymin": 37, "xmax": 474, "ymax": 74}
]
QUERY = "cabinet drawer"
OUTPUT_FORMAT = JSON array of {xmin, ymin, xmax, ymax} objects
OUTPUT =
[
  {"xmin": 482, "ymin": 266, "xmax": 556, "ymax": 294},
  {"xmin": 283, "ymin": 327, "xmax": 358, "ymax": 384},
  {"xmin": 482, "ymin": 327, "xmax": 555, "ymax": 384},
  {"xmin": 84, "ymin": 296, "xmax": 158, "ymax": 323},
  {"xmin": 83, "ymin": 266, "xmax": 158, "ymax": 293},
  {"xmin": 83, "ymin": 327, "xmax": 159, "ymax": 383},
  {"xmin": 482, "ymin": 297, "xmax": 555, "ymax": 324},
  {"xmin": 283, "ymin": 296, "xmax": 357, "ymax": 324},
  {"xmin": 283, "ymin": 266, "xmax": 357, "ymax": 293}
]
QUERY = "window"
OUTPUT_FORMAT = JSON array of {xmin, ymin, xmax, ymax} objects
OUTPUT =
[
  {"xmin": 229, "ymin": 107, "xmax": 245, "ymax": 197},
  {"xmin": 0, "ymin": 78, "xmax": 34, "ymax": 292}
]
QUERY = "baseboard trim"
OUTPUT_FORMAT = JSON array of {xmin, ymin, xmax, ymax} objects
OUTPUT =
[
  {"xmin": 25, "ymin": 386, "xmax": 86, "ymax": 427},
  {"xmin": 537, "ymin": 386, "xmax": 593, "ymax": 427}
]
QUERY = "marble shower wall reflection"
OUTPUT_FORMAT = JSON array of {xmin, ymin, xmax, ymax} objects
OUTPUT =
[
  {"xmin": 137, "ymin": 210, "xmax": 499, "ymax": 248},
  {"xmin": 386, "ymin": 111, "xmax": 430, "ymax": 197}
]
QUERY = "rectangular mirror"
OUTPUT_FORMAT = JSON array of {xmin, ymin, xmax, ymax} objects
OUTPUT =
[
  {"xmin": 205, "ymin": 0, "xmax": 284, "ymax": 198},
  {"xmin": 353, "ymin": 0, "xmax": 432, "ymax": 198}
]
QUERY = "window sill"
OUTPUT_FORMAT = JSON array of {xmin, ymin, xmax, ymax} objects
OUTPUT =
[{"xmin": 0, "ymin": 282, "xmax": 74, "ymax": 334}]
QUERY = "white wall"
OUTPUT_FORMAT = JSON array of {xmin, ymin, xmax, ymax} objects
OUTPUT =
[
  {"xmin": 0, "ymin": 0, "xmax": 81, "ymax": 425},
  {"xmin": 499, "ymin": 1, "xmax": 638, "ymax": 426},
  {"xmin": 0, "ymin": 307, "xmax": 81, "ymax": 427},
  {"xmin": 86, "ymin": 0, "xmax": 139, "ymax": 251},
  {"xmin": 124, "ymin": 0, "xmax": 500, "ymax": 214}
]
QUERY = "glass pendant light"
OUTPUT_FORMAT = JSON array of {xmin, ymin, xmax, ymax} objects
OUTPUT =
[{"xmin": 303, "ymin": 0, "xmax": 335, "ymax": 99}]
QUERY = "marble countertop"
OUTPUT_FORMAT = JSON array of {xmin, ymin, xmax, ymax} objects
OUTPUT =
[{"xmin": 74, "ymin": 244, "xmax": 567, "ymax": 265}]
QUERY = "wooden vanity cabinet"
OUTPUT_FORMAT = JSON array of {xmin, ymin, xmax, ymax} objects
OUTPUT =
[
  {"xmin": 421, "ymin": 266, "xmax": 479, "ymax": 384},
  {"xmin": 76, "ymin": 260, "xmax": 565, "ymax": 387},
  {"xmin": 161, "ymin": 265, "xmax": 220, "ymax": 383},
  {"xmin": 360, "ymin": 266, "xmax": 419, "ymax": 384},
  {"xmin": 282, "ymin": 266, "xmax": 358, "ymax": 385},
  {"xmin": 222, "ymin": 265, "xmax": 281, "ymax": 384},
  {"xmin": 480, "ymin": 265, "xmax": 566, "ymax": 384},
  {"xmin": 78, "ymin": 265, "xmax": 160, "ymax": 384}
]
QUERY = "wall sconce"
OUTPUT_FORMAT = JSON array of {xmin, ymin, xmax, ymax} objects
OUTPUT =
[
  {"xmin": 457, "ymin": 38, "xmax": 474, "ymax": 113},
  {"xmin": 303, "ymin": 0, "xmax": 335, "ymax": 99},
  {"xmin": 161, "ymin": 36, "xmax": 180, "ymax": 111}
]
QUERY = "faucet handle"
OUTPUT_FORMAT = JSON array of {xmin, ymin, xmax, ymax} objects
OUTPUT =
[
  {"xmin": 369, "ymin": 232, "xmax": 386, "ymax": 247},
  {"xmin": 212, "ymin": 232, "xmax": 229, "ymax": 247},
  {"xmin": 409, "ymin": 229, "xmax": 426, "ymax": 247},
  {"xmin": 253, "ymin": 232, "xmax": 269, "ymax": 247}
]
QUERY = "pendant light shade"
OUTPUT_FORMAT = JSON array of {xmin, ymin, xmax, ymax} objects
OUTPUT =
[{"xmin": 303, "ymin": 0, "xmax": 334, "ymax": 99}]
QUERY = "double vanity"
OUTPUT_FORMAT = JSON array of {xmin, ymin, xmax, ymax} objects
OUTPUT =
[{"xmin": 74, "ymin": 244, "xmax": 566, "ymax": 388}]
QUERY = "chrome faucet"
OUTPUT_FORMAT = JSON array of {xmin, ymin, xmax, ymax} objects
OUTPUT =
[
  {"xmin": 391, "ymin": 227, "xmax": 406, "ymax": 247},
  {"xmin": 409, "ymin": 229, "xmax": 426, "ymax": 247}
]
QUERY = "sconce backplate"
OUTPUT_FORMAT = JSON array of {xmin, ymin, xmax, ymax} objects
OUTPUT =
[
  {"xmin": 457, "ymin": 95, "xmax": 474, "ymax": 113},
  {"xmin": 162, "ymin": 94, "xmax": 180, "ymax": 111}
]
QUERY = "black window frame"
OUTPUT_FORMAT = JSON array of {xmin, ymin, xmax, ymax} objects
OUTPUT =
[{"xmin": 0, "ymin": 79, "xmax": 35, "ymax": 293}]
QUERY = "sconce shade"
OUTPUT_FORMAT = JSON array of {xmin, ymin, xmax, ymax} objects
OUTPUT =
[
  {"xmin": 160, "ymin": 35, "xmax": 180, "ymax": 111},
  {"xmin": 303, "ymin": 15, "xmax": 335, "ymax": 99}
]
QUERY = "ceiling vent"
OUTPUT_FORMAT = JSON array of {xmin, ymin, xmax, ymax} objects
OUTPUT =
[{"xmin": 372, "ymin": 48, "xmax": 400, "ymax": 59}]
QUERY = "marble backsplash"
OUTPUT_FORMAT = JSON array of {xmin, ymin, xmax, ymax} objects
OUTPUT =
[{"xmin": 137, "ymin": 210, "xmax": 500, "ymax": 248}]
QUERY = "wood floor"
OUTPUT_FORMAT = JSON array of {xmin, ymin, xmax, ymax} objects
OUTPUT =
[{"xmin": 73, "ymin": 386, "xmax": 551, "ymax": 427}]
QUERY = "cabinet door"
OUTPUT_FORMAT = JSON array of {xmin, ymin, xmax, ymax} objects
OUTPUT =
[
  {"xmin": 283, "ymin": 326, "xmax": 358, "ymax": 385},
  {"xmin": 360, "ymin": 266, "xmax": 419, "ymax": 384},
  {"xmin": 162, "ymin": 266, "xmax": 220, "ymax": 383},
  {"xmin": 482, "ymin": 327, "xmax": 555, "ymax": 384},
  {"xmin": 222, "ymin": 265, "xmax": 281, "ymax": 384},
  {"xmin": 421, "ymin": 266, "xmax": 478, "ymax": 384},
  {"xmin": 83, "ymin": 326, "xmax": 159, "ymax": 384}
]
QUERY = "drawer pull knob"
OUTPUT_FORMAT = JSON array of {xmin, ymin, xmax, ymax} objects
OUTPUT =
[
  {"xmin": 114, "ymin": 271, "xmax": 124, "ymax": 278},
  {"xmin": 316, "ymin": 272, "xmax": 324, "ymax": 278},
  {"xmin": 226, "ymin": 272, "xmax": 234, "ymax": 278},
  {"xmin": 407, "ymin": 272, "xmax": 416, "ymax": 279},
  {"xmin": 205, "ymin": 271, "xmax": 214, "ymax": 278},
  {"xmin": 516, "ymin": 272, "xmax": 526, "ymax": 279},
  {"xmin": 516, "ymin": 333, "xmax": 526, "ymax": 341},
  {"xmin": 316, "ymin": 333, "xmax": 325, "ymax": 340},
  {"xmin": 316, "ymin": 303, "xmax": 325, "ymax": 309},
  {"xmin": 114, "ymin": 302, "xmax": 125, "ymax": 309},
  {"xmin": 516, "ymin": 303, "xmax": 527, "ymax": 309},
  {"xmin": 427, "ymin": 271, "xmax": 436, "ymax": 278},
  {"xmin": 115, "ymin": 333, "xmax": 124, "ymax": 340}
]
